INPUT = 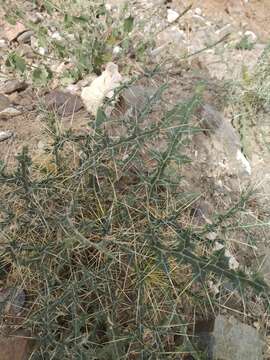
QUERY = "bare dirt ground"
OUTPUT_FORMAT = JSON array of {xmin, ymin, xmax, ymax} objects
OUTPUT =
[
  {"xmin": 190, "ymin": 0, "xmax": 270, "ymax": 42},
  {"xmin": 1, "ymin": 0, "xmax": 270, "ymax": 167}
]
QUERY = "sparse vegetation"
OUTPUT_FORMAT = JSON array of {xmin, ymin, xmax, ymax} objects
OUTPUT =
[
  {"xmin": 1, "ymin": 78, "xmax": 269, "ymax": 359},
  {"xmin": 1, "ymin": 1, "xmax": 270, "ymax": 359},
  {"xmin": 3, "ymin": 1, "xmax": 135, "ymax": 85}
]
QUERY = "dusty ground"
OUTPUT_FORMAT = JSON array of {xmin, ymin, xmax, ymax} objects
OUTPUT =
[
  {"xmin": 190, "ymin": 0, "xmax": 270, "ymax": 42},
  {"xmin": 1, "ymin": 0, "xmax": 270, "ymax": 165}
]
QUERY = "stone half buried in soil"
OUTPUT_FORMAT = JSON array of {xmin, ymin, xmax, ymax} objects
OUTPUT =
[
  {"xmin": 0, "ymin": 130, "xmax": 14, "ymax": 142},
  {"xmin": 0, "ymin": 107, "xmax": 21, "ymax": 120},
  {"xmin": 196, "ymin": 103, "xmax": 252, "ymax": 177},
  {"xmin": 0, "ymin": 330, "xmax": 34, "ymax": 360},
  {"xmin": 194, "ymin": 315, "xmax": 264, "ymax": 360},
  {"xmin": 17, "ymin": 30, "xmax": 34, "ymax": 44},
  {"xmin": 1, "ymin": 80, "xmax": 28, "ymax": 95},
  {"xmin": 44, "ymin": 90, "xmax": 84, "ymax": 117}
]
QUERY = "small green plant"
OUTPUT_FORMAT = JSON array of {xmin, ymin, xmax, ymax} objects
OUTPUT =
[
  {"xmin": 3, "ymin": 0, "xmax": 136, "ymax": 86},
  {"xmin": 235, "ymin": 35, "xmax": 255, "ymax": 51}
]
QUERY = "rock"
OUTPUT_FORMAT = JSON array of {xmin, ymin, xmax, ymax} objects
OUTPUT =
[
  {"xmin": 206, "ymin": 232, "xmax": 218, "ymax": 241},
  {"xmin": 17, "ymin": 30, "xmax": 34, "ymax": 44},
  {"xmin": 236, "ymin": 149, "xmax": 251, "ymax": 175},
  {"xmin": 0, "ymin": 130, "xmax": 14, "ymax": 142},
  {"xmin": 44, "ymin": 90, "xmax": 84, "ymax": 117},
  {"xmin": 0, "ymin": 331, "xmax": 33, "ymax": 360},
  {"xmin": 28, "ymin": 12, "xmax": 43, "ymax": 24},
  {"xmin": 198, "ymin": 103, "xmax": 240, "ymax": 148},
  {"xmin": 51, "ymin": 31, "xmax": 63, "ymax": 41},
  {"xmin": 0, "ymin": 39, "xmax": 7, "ymax": 48},
  {"xmin": 213, "ymin": 316, "xmax": 263, "ymax": 359},
  {"xmin": 197, "ymin": 104, "xmax": 252, "ymax": 177},
  {"xmin": 9, "ymin": 87, "xmax": 34, "ymax": 109},
  {"xmin": 81, "ymin": 62, "xmax": 122, "ymax": 116},
  {"xmin": 2, "ymin": 80, "xmax": 28, "ymax": 94},
  {"xmin": 113, "ymin": 45, "xmax": 122, "ymax": 55},
  {"xmin": 194, "ymin": 7, "xmax": 202, "ymax": 16},
  {"xmin": 195, "ymin": 315, "xmax": 264, "ymax": 360},
  {"xmin": 0, "ymin": 107, "xmax": 21, "ymax": 120},
  {"xmin": 167, "ymin": 9, "xmax": 179, "ymax": 23},
  {"xmin": 0, "ymin": 95, "xmax": 11, "ymax": 111},
  {"xmin": 0, "ymin": 287, "xmax": 26, "ymax": 315},
  {"xmin": 37, "ymin": 47, "xmax": 47, "ymax": 56},
  {"xmin": 3, "ymin": 22, "xmax": 27, "ymax": 42}
]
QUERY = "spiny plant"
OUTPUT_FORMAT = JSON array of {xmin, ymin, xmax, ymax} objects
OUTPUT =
[{"xmin": 0, "ymin": 75, "xmax": 269, "ymax": 359}]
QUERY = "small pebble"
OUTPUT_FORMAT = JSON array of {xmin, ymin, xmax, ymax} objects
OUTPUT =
[
  {"xmin": 206, "ymin": 232, "xmax": 218, "ymax": 241},
  {"xmin": 194, "ymin": 7, "xmax": 202, "ymax": 16},
  {"xmin": 113, "ymin": 46, "xmax": 122, "ymax": 55},
  {"xmin": 2, "ymin": 79, "xmax": 27, "ymax": 94},
  {"xmin": 167, "ymin": 9, "xmax": 179, "ymax": 23},
  {"xmin": 29, "ymin": 12, "xmax": 43, "ymax": 24},
  {"xmin": 51, "ymin": 31, "xmax": 63, "ymax": 41},
  {"xmin": 0, "ymin": 39, "xmax": 7, "ymax": 48},
  {"xmin": 0, "ymin": 130, "xmax": 14, "ymax": 142},
  {"xmin": 38, "ymin": 47, "xmax": 47, "ymax": 55}
]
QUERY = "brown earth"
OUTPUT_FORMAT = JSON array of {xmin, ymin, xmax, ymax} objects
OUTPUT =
[
  {"xmin": 1, "ymin": 0, "xmax": 270, "ymax": 167},
  {"xmin": 190, "ymin": 0, "xmax": 270, "ymax": 42}
]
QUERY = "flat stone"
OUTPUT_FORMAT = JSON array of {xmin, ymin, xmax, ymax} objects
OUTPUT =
[
  {"xmin": 0, "ymin": 95, "xmax": 11, "ymax": 111},
  {"xmin": 0, "ymin": 107, "xmax": 21, "ymax": 120},
  {"xmin": 195, "ymin": 315, "xmax": 264, "ymax": 360},
  {"xmin": 44, "ymin": 90, "xmax": 83, "ymax": 117},
  {"xmin": 2, "ymin": 80, "xmax": 28, "ymax": 94},
  {"xmin": 10, "ymin": 87, "xmax": 35, "ymax": 109},
  {"xmin": 199, "ymin": 104, "xmax": 241, "ymax": 149},
  {"xmin": 17, "ymin": 30, "xmax": 34, "ymax": 44},
  {"xmin": 0, "ymin": 130, "xmax": 14, "ymax": 142},
  {"xmin": 0, "ymin": 331, "xmax": 33, "ymax": 360},
  {"xmin": 0, "ymin": 39, "xmax": 7, "ymax": 48},
  {"xmin": 28, "ymin": 13, "xmax": 43, "ymax": 24}
]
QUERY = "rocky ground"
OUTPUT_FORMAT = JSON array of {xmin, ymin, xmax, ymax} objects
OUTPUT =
[{"xmin": 0, "ymin": 0, "xmax": 270, "ymax": 359}]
